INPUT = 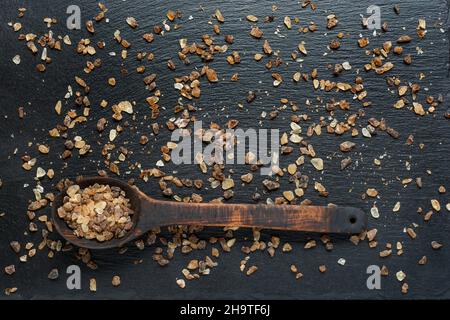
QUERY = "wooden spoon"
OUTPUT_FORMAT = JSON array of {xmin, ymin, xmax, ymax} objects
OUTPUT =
[{"xmin": 51, "ymin": 177, "xmax": 367, "ymax": 249}]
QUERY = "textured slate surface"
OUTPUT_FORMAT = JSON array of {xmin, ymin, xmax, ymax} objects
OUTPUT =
[{"xmin": 0, "ymin": 0, "xmax": 449, "ymax": 299}]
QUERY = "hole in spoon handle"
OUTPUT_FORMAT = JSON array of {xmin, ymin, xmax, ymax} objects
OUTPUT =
[{"xmin": 328, "ymin": 206, "xmax": 367, "ymax": 234}]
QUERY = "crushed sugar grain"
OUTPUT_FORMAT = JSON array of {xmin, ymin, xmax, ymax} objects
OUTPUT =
[{"xmin": 57, "ymin": 184, "xmax": 134, "ymax": 242}]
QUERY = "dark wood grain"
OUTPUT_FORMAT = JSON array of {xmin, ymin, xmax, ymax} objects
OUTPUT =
[
  {"xmin": 0, "ymin": 0, "xmax": 448, "ymax": 300},
  {"xmin": 147, "ymin": 200, "xmax": 366, "ymax": 234},
  {"xmin": 51, "ymin": 177, "xmax": 366, "ymax": 249}
]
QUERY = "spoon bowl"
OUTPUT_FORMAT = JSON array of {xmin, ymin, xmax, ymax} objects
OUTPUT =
[
  {"xmin": 52, "ymin": 177, "xmax": 143, "ymax": 249},
  {"xmin": 52, "ymin": 176, "xmax": 368, "ymax": 250}
]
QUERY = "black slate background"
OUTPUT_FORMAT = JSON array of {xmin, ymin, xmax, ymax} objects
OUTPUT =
[{"xmin": 0, "ymin": 0, "xmax": 449, "ymax": 299}]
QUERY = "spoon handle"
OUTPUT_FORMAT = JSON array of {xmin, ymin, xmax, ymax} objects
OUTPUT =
[{"xmin": 143, "ymin": 199, "xmax": 367, "ymax": 234}]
